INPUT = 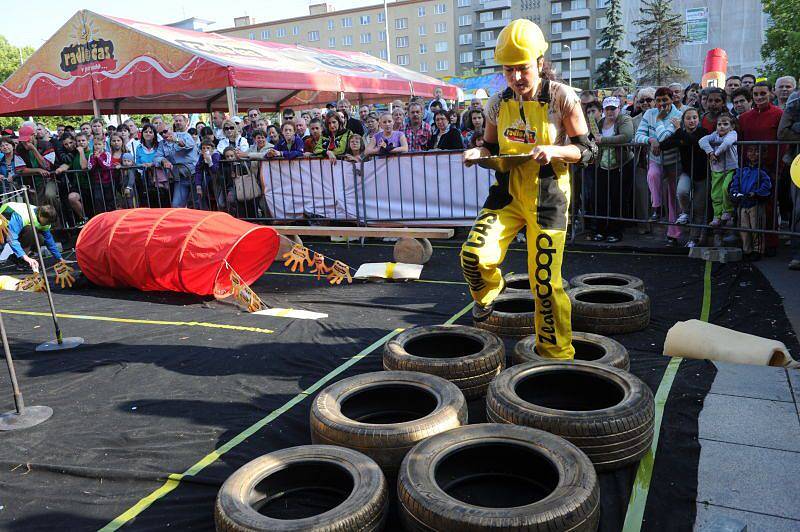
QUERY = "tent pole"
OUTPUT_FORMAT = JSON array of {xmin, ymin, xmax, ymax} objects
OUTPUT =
[
  {"xmin": 226, "ymin": 87, "xmax": 238, "ymax": 118},
  {"xmin": 113, "ymin": 100, "xmax": 122, "ymax": 126},
  {"xmin": 92, "ymin": 99, "xmax": 101, "ymax": 119}
]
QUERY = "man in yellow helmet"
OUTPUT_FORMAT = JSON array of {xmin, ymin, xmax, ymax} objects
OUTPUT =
[{"xmin": 461, "ymin": 19, "xmax": 595, "ymax": 359}]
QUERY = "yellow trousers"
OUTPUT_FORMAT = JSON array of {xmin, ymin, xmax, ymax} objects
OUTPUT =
[{"xmin": 461, "ymin": 169, "xmax": 574, "ymax": 359}]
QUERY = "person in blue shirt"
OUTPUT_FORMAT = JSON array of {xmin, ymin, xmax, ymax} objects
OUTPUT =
[
  {"xmin": 729, "ymin": 145, "xmax": 773, "ymax": 260},
  {"xmin": 0, "ymin": 202, "xmax": 62, "ymax": 273},
  {"xmin": 154, "ymin": 114, "xmax": 199, "ymax": 208}
]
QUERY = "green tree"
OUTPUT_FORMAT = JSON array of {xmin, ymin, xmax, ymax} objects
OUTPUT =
[
  {"xmin": 631, "ymin": 0, "xmax": 688, "ymax": 85},
  {"xmin": 0, "ymin": 34, "xmax": 33, "ymax": 85},
  {"xmin": 594, "ymin": 0, "xmax": 635, "ymax": 89},
  {"xmin": 760, "ymin": 0, "xmax": 800, "ymax": 82}
]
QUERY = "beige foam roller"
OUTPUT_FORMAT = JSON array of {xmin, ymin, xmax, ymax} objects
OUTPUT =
[{"xmin": 664, "ymin": 319, "xmax": 798, "ymax": 368}]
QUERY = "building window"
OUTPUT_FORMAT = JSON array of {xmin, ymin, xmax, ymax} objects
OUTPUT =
[
  {"xmin": 501, "ymin": 9, "xmax": 511, "ymax": 18},
  {"xmin": 572, "ymin": 59, "xmax": 587, "ymax": 70},
  {"xmin": 480, "ymin": 30, "xmax": 493, "ymax": 41},
  {"xmin": 458, "ymin": 15, "xmax": 472, "ymax": 26},
  {"xmin": 570, "ymin": 0, "xmax": 586, "ymax": 9},
  {"xmin": 552, "ymin": 2, "xmax": 562, "ymax": 14},
  {"xmin": 457, "ymin": 0, "xmax": 471, "ymax": 6},
  {"xmin": 248, "ymin": 32, "xmax": 255, "ymax": 40},
  {"xmin": 418, "ymin": 6, "xmax": 425, "ymax": 17},
  {"xmin": 435, "ymin": 41, "xmax": 448, "ymax": 52},
  {"xmin": 396, "ymin": 36, "xmax": 409, "ymax": 48},
  {"xmin": 378, "ymin": 30, "xmax": 386, "ymax": 42},
  {"xmin": 420, "ymin": 43, "xmax": 428, "ymax": 54},
  {"xmin": 419, "ymin": 24, "xmax": 427, "ymax": 36},
  {"xmin": 596, "ymin": 0, "xmax": 610, "ymax": 7},
  {"xmin": 551, "ymin": 22, "xmax": 562, "ymax": 33},
  {"xmin": 435, "ymin": 3, "xmax": 447, "ymax": 14},
  {"xmin": 479, "ymin": 12, "xmax": 493, "ymax": 23},
  {"xmin": 261, "ymin": 30, "xmax": 270, "ymax": 39},
  {"xmin": 436, "ymin": 59, "xmax": 449, "ymax": 71},
  {"xmin": 309, "ymin": 31, "xmax": 320, "ymax": 41},
  {"xmin": 480, "ymin": 48, "xmax": 494, "ymax": 59},
  {"xmin": 328, "ymin": 20, "xmax": 334, "ymax": 30},
  {"xmin": 435, "ymin": 22, "xmax": 447, "ymax": 33},
  {"xmin": 292, "ymin": 25, "xmax": 299, "ymax": 35},
  {"xmin": 420, "ymin": 61, "xmax": 429, "ymax": 72},
  {"xmin": 395, "ymin": 17, "xmax": 408, "ymax": 30},
  {"xmin": 460, "ymin": 51, "xmax": 473, "ymax": 63},
  {"xmin": 342, "ymin": 17, "xmax": 353, "ymax": 28},
  {"xmin": 378, "ymin": 11, "xmax": 385, "ymax": 23},
  {"xmin": 570, "ymin": 19, "xmax": 587, "ymax": 31},
  {"xmin": 360, "ymin": 15, "xmax": 371, "ymax": 25},
  {"xmin": 342, "ymin": 35, "xmax": 353, "ymax": 46},
  {"xmin": 571, "ymin": 39, "xmax": 587, "ymax": 50},
  {"xmin": 397, "ymin": 54, "xmax": 410, "ymax": 66},
  {"xmin": 276, "ymin": 27, "xmax": 286, "ymax": 37},
  {"xmin": 379, "ymin": 49, "xmax": 387, "ymax": 59},
  {"xmin": 329, "ymin": 37, "xmax": 336, "ymax": 47},
  {"xmin": 595, "ymin": 57, "xmax": 606, "ymax": 68},
  {"xmin": 551, "ymin": 42, "xmax": 562, "ymax": 54},
  {"xmin": 361, "ymin": 32, "xmax": 372, "ymax": 44},
  {"xmin": 459, "ymin": 33, "xmax": 473, "ymax": 45}
]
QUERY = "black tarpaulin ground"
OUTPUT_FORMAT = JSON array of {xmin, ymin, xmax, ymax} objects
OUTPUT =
[{"xmin": 0, "ymin": 241, "xmax": 795, "ymax": 531}]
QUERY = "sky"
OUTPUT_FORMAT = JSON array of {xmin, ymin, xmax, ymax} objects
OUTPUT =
[{"xmin": 1, "ymin": 0, "xmax": 382, "ymax": 48}]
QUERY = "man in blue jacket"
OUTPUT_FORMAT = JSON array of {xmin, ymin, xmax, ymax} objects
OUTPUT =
[{"xmin": 1, "ymin": 202, "xmax": 62, "ymax": 273}]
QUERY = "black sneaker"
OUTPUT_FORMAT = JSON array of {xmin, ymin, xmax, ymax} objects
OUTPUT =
[{"xmin": 472, "ymin": 302, "xmax": 494, "ymax": 322}]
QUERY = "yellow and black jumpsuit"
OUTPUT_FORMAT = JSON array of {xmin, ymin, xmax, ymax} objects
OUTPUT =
[{"xmin": 461, "ymin": 80, "xmax": 574, "ymax": 359}]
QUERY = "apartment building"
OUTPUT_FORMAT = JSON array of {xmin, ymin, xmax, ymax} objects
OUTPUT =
[{"xmin": 215, "ymin": 0, "xmax": 459, "ymax": 78}]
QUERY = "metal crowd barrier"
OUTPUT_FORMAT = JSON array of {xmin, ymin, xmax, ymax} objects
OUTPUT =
[{"xmin": 10, "ymin": 141, "xmax": 800, "ymax": 246}]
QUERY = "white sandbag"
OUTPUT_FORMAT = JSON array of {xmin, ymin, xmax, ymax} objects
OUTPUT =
[{"xmin": 663, "ymin": 319, "xmax": 798, "ymax": 368}]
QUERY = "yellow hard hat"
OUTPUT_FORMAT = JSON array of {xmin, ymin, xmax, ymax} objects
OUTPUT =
[
  {"xmin": 791, "ymin": 153, "xmax": 800, "ymax": 189},
  {"xmin": 495, "ymin": 19, "xmax": 548, "ymax": 66}
]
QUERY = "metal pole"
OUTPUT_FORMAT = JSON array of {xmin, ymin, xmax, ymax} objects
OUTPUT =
[
  {"xmin": 383, "ymin": 0, "xmax": 391, "ymax": 63},
  {"xmin": 0, "ymin": 313, "xmax": 24, "ymax": 414},
  {"xmin": 564, "ymin": 44, "xmax": 572, "ymax": 87},
  {"xmin": 92, "ymin": 99, "xmax": 101, "ymax": 119},
  {"xmin": 226, "ymin": 86, "xmax": 238, "ymax": 118},
  {"xmin": 22, "ymin": 187, "xmax": 63, "ymax": 345}
]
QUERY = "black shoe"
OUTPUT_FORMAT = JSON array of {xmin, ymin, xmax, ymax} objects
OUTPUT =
[
  {"xmin": 606, "ymin": 235, "xmax": 622, "ymax": 243},
  {"xmin": 592, "ymin": 233, "xmax": 605, "ymax": 242},
  {"xmin": 788, "ymin": 259, "xmax": 800, "ymax": 271},
  {"xmin": 666, "ymin": 237, "xmax": 679, "ymax": 247},
  {"xmin": 472, "ymin": 302, "xmax": 494, "ymax": 322},
  {"xmin": 765, "ymin": 247, "xmax": 778, "ymax": 258}
]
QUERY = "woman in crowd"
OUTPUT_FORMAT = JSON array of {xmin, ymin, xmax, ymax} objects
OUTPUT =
[
  {"xmin": 462, "ymin": 109, "xmax": 486, "ymax": 146},
  {"xmin": 216, "ymin": 119, "xmax": 249, "ymax": 155},
  {"xmin": 426, "ymin": 111, "xmax": 464, "ymax": 151},
  {"xmin": 135, "ymin": 124, "xmax": 169, "ymax": 207},
  {"xmin": 587, "ymin": 96, "xmax": 634, "ymax": 243},
  {"xmin": 314, "ymin": 111, "xmax": 353, "ymax": 164},
  {"xmin": 659, "ymin": 107, "xmax": 710, "ymax": 248},
  {"xmin": 392, "ymin": 107, "xmax": 405, "ymax": 131},
  {"xmin": 683, "ymin": 83, "xmax": 701, "ymax": 109},
  {"xmin": 635, "ymin": 86, "xmax": 683, "ymax": 245},
  {"xmin": 266, "ymin": 124, "xmax": 281, "ymax": 146},
  {"xmin": 364, "ymin": 112, "xmax": 380, "ymax": 139},
  {"xmin": 364, "ymin": 113, "xmax": 408, "ymax": 157}
]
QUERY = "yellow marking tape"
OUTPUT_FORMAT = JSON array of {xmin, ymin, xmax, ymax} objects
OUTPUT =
[
  {"xmin": 0, "ymin": 309, "xmax": 274, "ymax": 335},
  {"xmin": 385, "ymin": 262, "xmax": 396, "ymax": 278}
]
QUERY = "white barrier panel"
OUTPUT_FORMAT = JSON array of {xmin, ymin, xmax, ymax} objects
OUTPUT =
[
  {"xmin": 261, "ymin": 152, "xmax": 494, "ymax": 222},
  {"xmin": 361, "ymin": 152, "xmax": 494, "ymax": 222}
]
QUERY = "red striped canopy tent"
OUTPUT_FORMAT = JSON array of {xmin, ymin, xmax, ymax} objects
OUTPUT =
[{"xmin": 0, "ymin": 10, "xmax": 457, "ymax": 116}]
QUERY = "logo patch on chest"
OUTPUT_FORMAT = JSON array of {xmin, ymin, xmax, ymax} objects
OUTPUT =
[{"xmin": 503, "ymin": 126, "xmax": 537, "ymax": 144}]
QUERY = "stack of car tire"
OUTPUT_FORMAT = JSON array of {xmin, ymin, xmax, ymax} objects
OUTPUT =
[{"xmin": 214, "ymin": 273, "xmax": 655, "ymax": 531}]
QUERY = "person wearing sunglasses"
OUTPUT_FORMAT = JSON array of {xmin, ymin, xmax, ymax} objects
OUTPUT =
[{"xmin": 215, "ymin": 119, "xmax": 249, "ymax": 156}]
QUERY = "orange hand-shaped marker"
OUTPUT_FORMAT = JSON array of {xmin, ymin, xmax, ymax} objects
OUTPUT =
[
  {"xmin": 282, "ymin": 244, "xmax": 312, "ymax": 273},
  {"xmin": 327, "ymin": 260, "xmax": 353, "ymax": 285},
  {"xmin": 310, "ymin": 252, "xmax": 331, "ymax": 280}
]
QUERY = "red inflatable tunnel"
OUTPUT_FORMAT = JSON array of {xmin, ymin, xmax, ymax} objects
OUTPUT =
[{"xmin": 76, "ymin": 209, "xmax": 280, "ymax": 296}]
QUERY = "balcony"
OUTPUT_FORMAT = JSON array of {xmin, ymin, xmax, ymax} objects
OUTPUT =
[
  {"xmin": 479, "ymin": 17, "xmax": 511, "ymax": 30},
  {"xmin": 551, "ymin": 28, "xmax": 591, "ymax": 40},
  {"xmin": 559, "ymin": 69, "xmax": 592, "ymax": 82},
  {"xmin": 474, "ymin": 57, "xmax": 498, "ymax": 67},
  {"xmin": 475, "ymin": 0, "xmax": 512, "ymax": 12},
  {"xmin": 550, "ymin": 48, "xmax": 592, "ymax": 60},
  {"xmin": 475, "ymin": 38, "xmax": 498, "ymax": 49},
  {"xmin": 552, "ymin": 8, "xmax": 591, "ymax": 20}
]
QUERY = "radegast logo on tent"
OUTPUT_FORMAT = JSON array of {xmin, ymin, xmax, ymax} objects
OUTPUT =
[{"xmin": 59, "ymin": 12, "xmax": 117, "ymax": 76}]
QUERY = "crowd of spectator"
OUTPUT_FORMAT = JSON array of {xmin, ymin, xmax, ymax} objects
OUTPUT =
[{"xmin": 1, "ymin": 76, "xmax": 799, "ymax": 269}]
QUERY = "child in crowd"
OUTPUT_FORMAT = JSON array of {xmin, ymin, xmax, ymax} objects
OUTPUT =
[
  {"xmin": 658, "ymin": 107, "xmax": 710, "ymax": 247},
  {"xmin": 729, "ymin": 145, "xmax": 772, "ymax": 259},
  {"xmin": 270, "ymin": 123, "xmax": 304, "ymax": 159},
  {"xmin": 194, "ymin": 140, "xmax": 222, "ymax": 210},
  {"xmin": 120, "ymin": 153, "xmax": 139, "ymax": 208},
  {"xmin": 88, "ymin": 138, "xmax": 116, "ymax": 213},
  {"xmin": 344, "ymin": 134, "xmax": 365, "ymax": 162},
  {"xmin": 365, "ymin": 113, "xmax": 408, "ymax": 157},
  {"xmin": 698, "ymin": 112, "xmax": 738, "ymax": 226}
]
